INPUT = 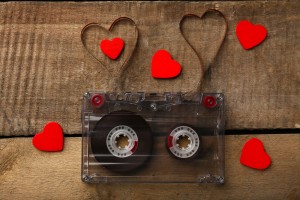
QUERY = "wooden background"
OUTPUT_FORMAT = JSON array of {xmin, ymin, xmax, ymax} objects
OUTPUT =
[
  {"xmin": 0, "ymin": 1, "xmax": 299, "ymax": 200},
  {"xmin": 0, "ymin": 1, "xmax": 299, "ymax": 136}
]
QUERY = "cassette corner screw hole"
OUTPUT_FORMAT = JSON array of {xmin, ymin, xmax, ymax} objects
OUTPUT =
[{"xmin": 203, "ymin": 95, "xmax": 217, "ymax": 108}]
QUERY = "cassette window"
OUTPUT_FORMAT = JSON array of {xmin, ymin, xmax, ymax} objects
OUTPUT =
[{"xmin": 82, "ymin": 92, "xmax": 225, "ymax": 183}]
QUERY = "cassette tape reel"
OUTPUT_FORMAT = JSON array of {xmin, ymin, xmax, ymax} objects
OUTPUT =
[
  {"xmin": 82, "ymin": 92, "xmax": 225, "ymax": 184},
  {"xmin": 167, "ymin": 125, "xmax": 202, "ymax": 159},
  {"xmin": 91, "ymin": 110, "xmax": 153, "ymax": 172}
]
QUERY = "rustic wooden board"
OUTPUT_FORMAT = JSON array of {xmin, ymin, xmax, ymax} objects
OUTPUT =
[
  {"xmin": 0, "ymin": 1, "xmax": 299, "ymax": 136},
  {"xmin": 0, "ymin": 134, "xmax": 299, "ymax": 200}
]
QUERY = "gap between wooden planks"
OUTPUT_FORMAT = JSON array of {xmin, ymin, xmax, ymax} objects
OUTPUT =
[{"xmin": 0, "ymin": 134, "xmax": 299, "ymax": 200}]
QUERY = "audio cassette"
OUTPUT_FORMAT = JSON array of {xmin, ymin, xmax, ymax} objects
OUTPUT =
[{"xmin": 81, "ymin": 92, "xmax": 225, "ymax": 183}]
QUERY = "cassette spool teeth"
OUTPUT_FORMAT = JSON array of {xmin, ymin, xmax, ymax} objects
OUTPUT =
[
  {"xmin": 91, "ymin": 110, "xmax": 153, "ymax": 172},
  {"xmin": 167, "ymin": 125, "xmax": 202, "ymax": 159},
  {"xmin": 106, "ymin": 125, "xmax": 138, "ymax": 158}
]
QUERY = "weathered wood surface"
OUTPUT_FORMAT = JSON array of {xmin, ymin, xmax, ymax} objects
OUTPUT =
[
  {"xmin": 0, "ymin": 134, "xmax": 299, "ymax": 200},
  {"xmin": 0, "ymin": 1, "xmax": 299, "ymax": 136}
]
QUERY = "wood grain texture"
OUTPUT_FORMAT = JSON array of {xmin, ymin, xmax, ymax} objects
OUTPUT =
[
  {"xmin": 0, "ymin": 134, "xmax": 299, "ymax": 200},
  {"xmin": 0, "ymin": 1, "xmax": 299, "ymax": 136}
]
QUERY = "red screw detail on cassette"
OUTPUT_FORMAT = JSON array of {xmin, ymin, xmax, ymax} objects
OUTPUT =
[
  {"xmin": 203, "ymin": 96, "xmax": 217, "ymax": 108},
  {"xmin": 91, "ymin": 94, "xmax": 105, "ymax": 107}
]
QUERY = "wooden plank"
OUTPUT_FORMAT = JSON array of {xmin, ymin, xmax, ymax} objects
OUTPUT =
[
  {"xmin": 0, "ymin": 2, "xmax": 299, "ymax": 136},
  {"xmin": 0, "ymin": 134, "xmax": 299, "ymax": 200}
]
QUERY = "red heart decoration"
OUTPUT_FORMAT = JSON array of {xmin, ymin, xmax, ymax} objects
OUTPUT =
[
  {"xmin": 100, "ymin": 38, "xmax": 124, "ymax": 60},
  {"xmin": 240, "ymin": 138, "xmax": 271, "ymax": 170},
  {"xmin": 236, "ymin": 20, "xmax": 267, "ymax": 50},
  {"xmin": 151, "ymin": 50, "xmax": 182, "ymax": 79},
  {"xmin": 32, "ymin": 122, "xmax": 64, "ymax": 152}
]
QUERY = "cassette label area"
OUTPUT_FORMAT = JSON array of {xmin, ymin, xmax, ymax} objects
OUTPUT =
[{"xmin": 82, "ymin": 92, "xmax": 225, "ymax": 184}]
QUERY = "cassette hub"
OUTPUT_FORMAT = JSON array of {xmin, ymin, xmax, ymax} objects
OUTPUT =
[
  {"xmin": 106, "ymin": 125, "xmax": 138, "ymax": 158},
  {"xmin": 167, "ymin": 126, "xmax": 201, "ymax": 159}
]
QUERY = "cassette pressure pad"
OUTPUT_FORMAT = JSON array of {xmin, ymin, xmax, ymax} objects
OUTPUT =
[{"xmin": 82, "ymin": 92, "xmax": 225, "ymax": 184}]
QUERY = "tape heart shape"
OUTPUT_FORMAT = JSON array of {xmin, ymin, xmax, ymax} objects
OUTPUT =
[
  {"xmin": 240, "ymin": 138, "xmax": 271, "ymax": 170},
  {"xmin": 179, "ymin": 9, "xmax": 228, "ymax": 78},
  {"xmin": 151, "ymin": 50, "xmax": 182, "ymax": 78},
  {"xmin": 32, "ymin": 122, "xmax": 64, "ymax": 152},
  {"xmin": 81, "ymin": 17, "xmax": 138, "ymax": 71},
  {"xmin": 236, "ymin": 20, "xmax": 267, "ymax": 50}
]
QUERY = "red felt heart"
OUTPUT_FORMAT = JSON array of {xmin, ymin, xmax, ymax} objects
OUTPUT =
[
  {"xmin": 151, "ymin": 50, "xmax": 182, "ymax": 79},
  {"xmin": 100, "ymin": 38, "xmax": 124, "ymax": 60},
  {"xmin": 240, "ymin": 138, "xmax": 271, "ymax": 170},
  {"xmin": 32, "ymin": 122, "xmax": 64, "ymax": 152},
  {"xmin": 236, "ymin": 20, "xmax": 267, "ymax": 50}
]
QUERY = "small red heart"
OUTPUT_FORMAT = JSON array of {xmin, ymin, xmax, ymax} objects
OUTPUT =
[
  {"xmin": 100, "ymin": 38, "xmax": 124, "ymax": 60},
  {"xmin": 151, "ymin": 50, "xmax": 182, "ymax": 79},
  {"xmin": 240, "ymin": 138, "xmax": 271, "ymax": 170},
  {"xmin": 32, "ymin": 122, "xmax": 64, "ymax": 152},
  {"xmin": 236, "ymin": 20, "xmax": 267, "ymax": 50}
]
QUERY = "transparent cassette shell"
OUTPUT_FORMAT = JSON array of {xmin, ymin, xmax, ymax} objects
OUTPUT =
[{"xmin": 82, "ymin": 92, "xmax": 225, "ymax": 183}]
